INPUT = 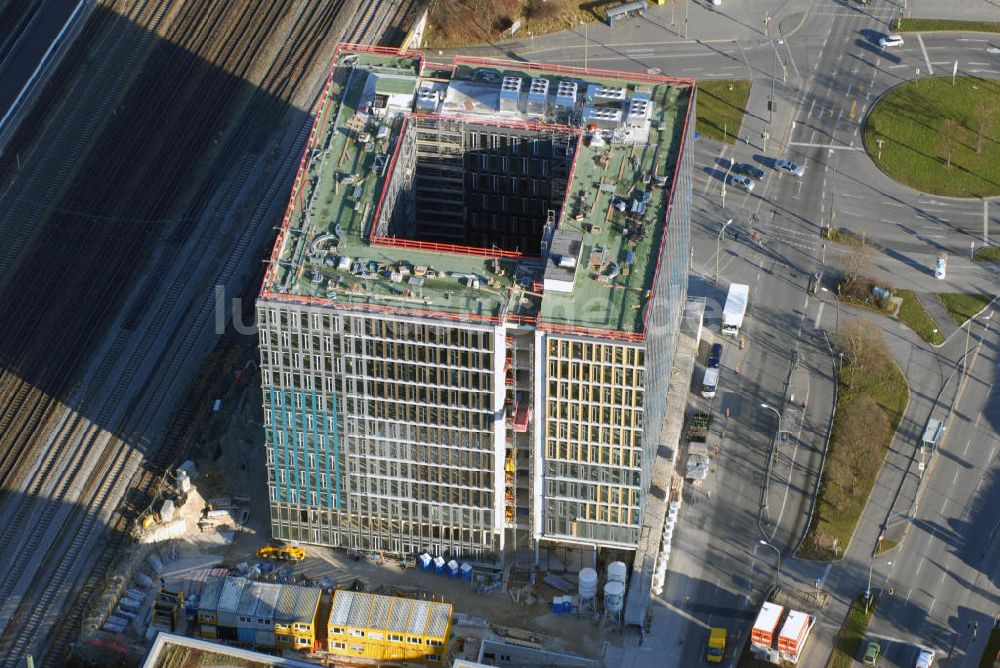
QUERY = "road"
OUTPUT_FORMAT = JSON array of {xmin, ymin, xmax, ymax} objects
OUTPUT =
[
  {"xmin": 479, "ymin": 0, "xmax": 1000, "ymax": 665},
  {"xmin": 866, "ymin": 311, "xmax": 999, "ymax": 668}
]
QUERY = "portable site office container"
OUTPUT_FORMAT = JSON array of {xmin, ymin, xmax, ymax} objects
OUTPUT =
[
  {"xmin": 274, "ymin": 585, "xmax": 299, "ymax": 646},
  {"xmin": 777, "ymin": 610, "xmax": 814, "ymax": 663},
  {"xmin": 750, "ymin": 602, "xmax": 784, "ymax": 648},
  {"xmin": 216, "ymin": 577, "xmax": 247, "ymax": 629},
  {"xmin": 291, "ymin": 587, "xmax": 322, "ymax": 649},
  {"xmin": 254, "ymin": 582, "xmax": 281, "ymax": 630},
  {"xmin": 254, "ymin": 628, "xmax": 276, "ymax": 647},
  {"xmin": 237, "ymin": 581, "xmax": 265, "ymax": 630},
  {"xmin": 197, "ymin": 575, "xmax": 224, "ymax": 625},
  {"xmin": 327, "ymin": 590, "xmax": 452, "ymax": 664}
]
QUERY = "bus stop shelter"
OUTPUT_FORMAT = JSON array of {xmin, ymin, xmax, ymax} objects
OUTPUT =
[{"xmin": 605, "ymin": 1, "xmax": 646, "ymax": 25}]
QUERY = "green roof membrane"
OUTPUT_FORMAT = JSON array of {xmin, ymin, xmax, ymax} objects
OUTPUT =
[{"xmin": 262, "ymin": 47, "xmax": 692, "ymax": 334}]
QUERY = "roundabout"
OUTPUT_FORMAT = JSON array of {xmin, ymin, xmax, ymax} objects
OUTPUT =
[{"xmin": 863, "ymin": 75, "xmax": 1000, "ymax": 198}]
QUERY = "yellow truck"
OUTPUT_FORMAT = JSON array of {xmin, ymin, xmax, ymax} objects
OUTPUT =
[
  {"xmin": 706, "ymin": 627, "xmax": 726, "ymax": 663},
  {"xmin": 256, "ymin": 543, "xmax": 305, "ymax": 562}
]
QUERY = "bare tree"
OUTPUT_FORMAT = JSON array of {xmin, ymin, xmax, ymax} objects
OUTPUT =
[
  {"xmin": 842, "ymin": 235, "xmax": 872, "ymax": 286},
  {"xmin": 836, "ymin": 318, "xmax": 891, "ymax": 388},
  {"xmin": 975, "ymin": 102, "xmax": 995, "ymax": 154},
  {"xmin": 940, "ymin": 118, "xmax": 961, "ymax": 168}
]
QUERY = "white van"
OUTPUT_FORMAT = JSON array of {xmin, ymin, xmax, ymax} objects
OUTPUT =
[{"xmin": 701, "ymin": 367, "xmax": 720, "ymax": 398}]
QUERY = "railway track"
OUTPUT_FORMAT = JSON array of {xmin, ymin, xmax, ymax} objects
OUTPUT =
[{"xmin": 0, "ymin": 0, "xmax": 428, "ymax": 663}]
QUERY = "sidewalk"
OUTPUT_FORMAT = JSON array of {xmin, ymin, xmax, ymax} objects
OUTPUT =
[
  {"xmin": 916, "ymin": 292, "xmax": 961, "ymax": 341},
  {"xmin": 444, "ymin": 0, "xmax": 815, "ymax": 59}
]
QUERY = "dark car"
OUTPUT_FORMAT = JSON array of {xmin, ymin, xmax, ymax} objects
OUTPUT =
[
  {"xmin": 735, "ymin": 163, "xmax": 765, "ymax": 180},
  {"xmin": 707, "ymin": 343, "xmax": 723, "ymax": 369}
]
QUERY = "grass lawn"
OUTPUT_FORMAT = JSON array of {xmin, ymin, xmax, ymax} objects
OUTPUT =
[
  {"xmin": 895, "ymin": 18, "xmax": 1000, "ymax": 33},
  {"xmin": 875, "ymin": 539, "xmax": 898, "ymax": 556},
  {"xmin": 980, "ymin": 627, "xmax": 1000, "ymax": 668},
  {"xmin": 937, "ymin": 293, "xmax": 995, "ymax": 325},
  {"xmin": 974, "ymin": 246, "xmax": 1000, "ymax": 262},
  {"xmin": 799, "ymin": 358, "xmax": 908, "ymax": 561},
  {"xmin": 827, "ymin": 593, "xmax": 880, "ymax": 668},
  {"xmin": 896, "ymin": 290, "xmax": 945, "ymax": 344},
  {"xmin": 863, "ymin": 77, "xmax": 1000, "ymax": 197},
  {"xmin": 696, "ymin": 80, "xmax": 752, "ymax": 144}
]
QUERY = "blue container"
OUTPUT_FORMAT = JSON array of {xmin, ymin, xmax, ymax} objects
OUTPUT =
[
  {"xmin": 237, "ymin": 626, "xmax": 255, "ymax": 645},
  {"xmin": 433, "ymin": 556, "xmax": 446, "ymax": 574},
  {"xmin": 459, "ymin": 563, "xmax": 474, "ymax": 580},
  {"xmin": 552, "ymin": 596, "xmax": 562, "ymax": 613},
  {"xmin": 419, "ymin": 553, "xmax": 432, "ymax": 570},
  {"xmin": 447, "ymin": 560, "xmax": 460, "ymax": 578},
  {"xmin": 561, "ymin": 598, "xmax": 573, "ymax": 613}
]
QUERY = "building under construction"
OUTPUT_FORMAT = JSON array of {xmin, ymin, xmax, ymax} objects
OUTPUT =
[{"xmin": 257, "ymin": 44, "xmax": 695, "ymax": 559}]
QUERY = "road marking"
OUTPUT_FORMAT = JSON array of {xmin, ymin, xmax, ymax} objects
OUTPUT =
[
  {"xmin": 881, "ymin": 200, "xmax": 905, "ymax": 207},
  {"xmin": 905, "ymin": 588, "xmax": 912, "ymax": 604},
  {"xmin": 915, "ymin": 560, "xmax": 924, "ymax": 577},
  {"xmin": 787, "ymin": 142, "xmax": 861, "ymax": 150},
  {"xmin": 985, "ymin": 199, "xmax": 990, "ymax": 243},
  {"xmin": 970, "ymin": 62, "xmax": 989, "ymax": 66},
  {"xmin": 917, "ymin": 34, "xmax": 934, "ymax": 75}
]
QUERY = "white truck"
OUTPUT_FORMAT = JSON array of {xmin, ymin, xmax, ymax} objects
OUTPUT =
[{"xmin": 721, "ymin": 283, "xmax": 749, "ymax": 337}]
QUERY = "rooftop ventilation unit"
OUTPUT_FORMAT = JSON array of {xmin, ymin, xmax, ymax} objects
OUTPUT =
[
  {"xmin": 416, "ymin": 88, "xmax": 440, "ymax": 111},
  {"xmin": 555, "ymin": 81, "xmax": 578, "ymax": 110},
  {"xmin": 627, "ymin": 92, "xmax": 653, "ymax": 125},
  {"xmin": 589, "ymin": 84, "xmax": 627, "ymax": 103},
  {"xmin": 583, "ymin": 106, "xmax": 623, "ymax": 129},
  {"xmin": 500, "ymin": 77, "xmax": 522, "ymax": 112},
  {"xmin": 527, "ymin": 77, "xmax": 550, "ymax": 114}
]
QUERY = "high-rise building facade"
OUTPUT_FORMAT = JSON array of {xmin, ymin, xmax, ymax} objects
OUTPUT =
[{"xmin": 257, "ymin": 45, "xmax": 695, "ymax": 559}]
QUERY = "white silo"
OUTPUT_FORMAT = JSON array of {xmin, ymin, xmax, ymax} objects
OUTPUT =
[
  {"xmin": 607, "ymin": 561, "xmax": 627, "ymax": 585},
  {"xmin": 578, "ymin": 567, "xmax": 598, "ymax": 602},
  {"xmin": 604, "ymin": 581, "xmax": 625, "ymax": 617}
]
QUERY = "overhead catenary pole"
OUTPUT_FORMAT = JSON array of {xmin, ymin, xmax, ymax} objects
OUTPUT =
[{"xmin": 716, "ymin": 218, "xmax": 733, "ymax": 285}]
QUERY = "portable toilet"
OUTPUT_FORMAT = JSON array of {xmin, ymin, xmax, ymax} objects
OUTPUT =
[
  {"xmin": 419, "ymin": 553, "xmax": 432, "ymax": 570},
  {"xmin": 447, "ymin": 559, "xmax": 460, "ymax": 577},
  {"xmin": 433, "ymin": 556, "xmax": 446, "ymax": 574},
  {"xmin": 459, "ymin": 562, "xmax": 474, "ymax": 581}
]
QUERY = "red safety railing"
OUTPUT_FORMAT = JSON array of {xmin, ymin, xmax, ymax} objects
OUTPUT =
[
  {"xmin": 411, "ymin": 111, "xmax": 579, "ymax": 135},
  {"xmin": 369, "ymin": 235, "xmax": 526, "ymax": 260},
  {"xmin": 453, "ymin": 54, "xmax": 696, "ymax": 87},
  {"xmin": 259, "ymin": 289, "xmax": 505, "ymax": 326},
  {"xmin": 368, "ymin": 115, "xmax": 409, "ymax": 240},
  {"xmin": 637, "ymin": 92, "xmax": 696, "ymax": 338},
  {"xmin": 539, "ymin": 321, "xmax": 646, "ymax": 343}
]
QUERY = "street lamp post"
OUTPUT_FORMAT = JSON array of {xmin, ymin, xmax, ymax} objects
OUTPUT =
[
  {"xmin": 716, "ymin": 218, "xmax": 733, "ymax": 285},
  {"xmin": 820, "ymin": 286, "xmax": 842, "ymax": 333},
  {"xmin": 758, "ymin": 539, "xmax": 781, "ymax": 590},
  {"xmin": 963, "ymin": 312, "xmax": 993, "ymax": 384},
  {"xmin": 761, "ymin": 403, "xmax": 782, "ymax": 440},
  {"xmin": 721, "ymin": 159, "xmax": 734, "ymax": 210}
]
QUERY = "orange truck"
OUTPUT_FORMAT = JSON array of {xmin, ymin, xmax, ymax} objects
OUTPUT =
[
  {"xmin": 750, "ymin": 602, "xmax": 784, "ymax": 649},
  {"xmin": 777, "ymin": 610, "xmax": 815, "ymax": 664}
]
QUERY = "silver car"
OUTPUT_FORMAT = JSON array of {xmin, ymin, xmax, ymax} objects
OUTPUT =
[
  {"xmin": 729, "ymin": 173, "xmax": 754, "ymax": 192},
  {"xmin": 915, "ymin": 648, "xmax": 934, "ymax": 668},
  {"xmin": 775, "ymin": 159, "xmax": 805, "ymax": 177}
]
